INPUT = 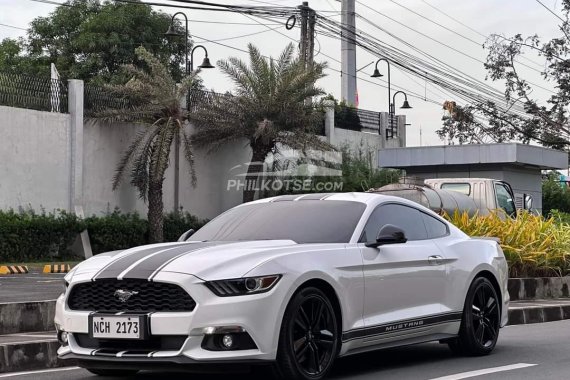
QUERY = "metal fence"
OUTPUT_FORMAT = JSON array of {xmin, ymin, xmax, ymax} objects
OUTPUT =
[
  {"xmin": 0, "ymin": 72, "xmax": 68, "ymax": 113},
  {"xmin": 356, "ymin": 108, "xmax": 381, "ymax": 132},
  {"xmin": 84, "ymin": 84, "xmax": 132, "ymax": 116}
]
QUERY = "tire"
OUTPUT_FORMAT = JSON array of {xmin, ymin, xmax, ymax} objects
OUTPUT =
[
  {"xmin": 449, "ymin": 277, "xmax": 501, "ymax": 356},
  {"xmin": 274, "ymin": 287, "xmax": 340, "ymax": 380},
  {"xmin": 85, "ymin": 368, "xmax": 139, "ymax": 377}
]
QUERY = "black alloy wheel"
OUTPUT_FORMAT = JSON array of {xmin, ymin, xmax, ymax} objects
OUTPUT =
[
  {"xmin": 276, "ymin": 287, "xmax": 340, "ymax": 380},
  {"xmin": 449, "ymin": 277, "xmax": 501, "ymax": 356},
  {"xmin": 472, "ymin": 280, "xmax": 500, "ymax": 348}
]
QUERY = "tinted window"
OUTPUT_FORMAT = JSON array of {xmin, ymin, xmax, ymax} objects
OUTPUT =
[
  {"xmin": 441, "ymin": 183, "xmax": 471, "ymax": 195},
  {"xmin": 361, "ymin": 204, "xmax": 428, "ymax": 242},
  {"xmin": 495, "ymin": 184, "xmax": 516, "ymax": 217},
  {"xmin": 421, "ymin": 213, "xmax": 448, "ymax": 239},
  {"xmin": 191, "ymin": 201, "xmax": 366, "ymax": 244}
]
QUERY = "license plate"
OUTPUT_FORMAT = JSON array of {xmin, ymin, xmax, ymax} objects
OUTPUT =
[{"xmin": 90, "ymin": 315, "xmax": 144, "ymax": 339}]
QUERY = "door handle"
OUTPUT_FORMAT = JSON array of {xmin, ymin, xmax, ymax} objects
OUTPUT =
[{"xmin": 428, "ymin": 255, "xmax": 444, "ymax": 265}]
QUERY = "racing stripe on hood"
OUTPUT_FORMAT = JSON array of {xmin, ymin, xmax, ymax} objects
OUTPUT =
[
  {"xmin": 121, "ymin": 242, "xmax": 225, "ymax": 280},
  {"xmin": 93, "ymin": 244, "xmax": 187, "ymax": 280}
]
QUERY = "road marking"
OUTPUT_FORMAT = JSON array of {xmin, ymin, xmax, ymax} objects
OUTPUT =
[
  {"xmin": 4, "ymin": 333, "xmax": 56, "ymax": 338},
  {"xmin": 0, "ymin": 339, "xmax": 57, "ymax": 346},
  {"xmin": 429, "ymin": 363, "xmax": 537, "ymax": 380},
  {"xmin": 0, "ymin": 367, "xmax": 80, "ymax": 378}
]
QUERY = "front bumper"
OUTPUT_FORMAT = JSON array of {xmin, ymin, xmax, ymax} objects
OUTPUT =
[{"xmin": 56, "ymin": 271, "xmax": 289, "ymax": 364}]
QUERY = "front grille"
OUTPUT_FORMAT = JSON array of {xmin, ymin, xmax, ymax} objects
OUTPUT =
[
  {"xmin": 68, "ymin": 279, "xmax": 196, "ymax": 312},
  {"xmin": 74, "ymin": 333, "xmax": 187, "ymax": 351}
]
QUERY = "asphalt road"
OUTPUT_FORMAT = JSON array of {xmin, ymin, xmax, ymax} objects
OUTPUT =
[
  {"xmin": 0, "ymin": 273, "xmax": 65, "ymax": 303},
  {"xmin": 2, "ymin": 320, "xmax": 569, "ymax": 380}
]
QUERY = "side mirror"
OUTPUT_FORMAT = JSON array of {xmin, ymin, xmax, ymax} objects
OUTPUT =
[
  {"xmin": 177, "ymin": 229, "xmax": 195, "ymax": 242},
  {"xmin": 524, "ymin": 194, "xmax": 533, "ymax": 210},
  {"xmin": 365, "ymin": 224, "xmax": 407, "ymax": 248}
]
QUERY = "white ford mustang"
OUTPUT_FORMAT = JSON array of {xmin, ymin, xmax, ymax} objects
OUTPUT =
[{"xmin": 56, "ymin": 193, "xmax": 509, "ymax": 380}]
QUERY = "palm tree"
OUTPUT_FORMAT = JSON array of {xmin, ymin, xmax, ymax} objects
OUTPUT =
[
  {"xmin": 191, "ymin": 43, "xmax": 332, "ymax": 202},
  {"xmin": 91, "ymin": 46, "xmax": 201, "ymax": 243}
]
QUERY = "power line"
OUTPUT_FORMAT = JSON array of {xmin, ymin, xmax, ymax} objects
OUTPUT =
[
  {"xmin": 0, "ymin": 23, "xmax": 27, "ymax": 31},
  {"xmin": 535, "ymin": 0, "xmax": 566, "ymax": 22}
]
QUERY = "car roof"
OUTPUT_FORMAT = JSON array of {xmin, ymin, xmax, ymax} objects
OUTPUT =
[{"xmin": 251, "ymin": 192, "xmax": 412, "ymax": 205}]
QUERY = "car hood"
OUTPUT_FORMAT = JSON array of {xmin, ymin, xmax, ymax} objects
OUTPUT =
[{"xmin": 72, "ymin": 240, "xmax": 302, "ymax": 281}]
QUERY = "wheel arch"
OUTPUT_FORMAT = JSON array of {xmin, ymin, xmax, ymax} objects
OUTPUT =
[
  {"xmin": 292, "ymin": 278, "xmax": 344, "ymax": 335},
  {"xmin": 474, "ymin": 270, "xmax": 503, "ymax": 317}
]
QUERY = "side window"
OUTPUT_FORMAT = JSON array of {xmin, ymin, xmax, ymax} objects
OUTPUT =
[
  {"xmin": 441, "ymin": 183, "xmax": 471, "ymax": 195},
  {"xmin": 421, "ymin": 213, "xmax": 449, "ymax": 239},
  {"xmin": 361, "ymin": 204, "xmax": 428, "ymax": 242},
  {"xmin": 495, "ymin": 184, "xmax": 516, "ymax": 217}
]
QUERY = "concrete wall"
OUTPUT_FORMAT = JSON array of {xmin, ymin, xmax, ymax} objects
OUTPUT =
[
  {"xmin": 0, "ymin": 88, "xmax": 399, "ymax": 220},
  {"xmin": 0, "ymin": 106, "xmax": 71, "ymax": 212}
]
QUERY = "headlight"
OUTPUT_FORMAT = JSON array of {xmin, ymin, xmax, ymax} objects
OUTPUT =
[{"xmin": 205, "ymin": 275, "xmax": 282, "ymax": 297}]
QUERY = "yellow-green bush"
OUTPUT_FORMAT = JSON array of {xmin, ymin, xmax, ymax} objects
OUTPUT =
[{"xmin": 445, "ymin": 210, "xmax": 570, "ymax": 277}]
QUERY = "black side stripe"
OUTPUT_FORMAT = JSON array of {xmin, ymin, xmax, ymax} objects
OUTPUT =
[{"xmin": 342, "ymin": 312, "xmax": 462, "ymax": 342}]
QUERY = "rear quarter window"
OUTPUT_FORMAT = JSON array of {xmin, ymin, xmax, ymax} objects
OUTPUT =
[{"xmin": 421, "ymin": 213, "xmax": 449, "ymax": 239}]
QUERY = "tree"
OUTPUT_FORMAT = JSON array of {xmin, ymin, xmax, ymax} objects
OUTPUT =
[
  {"xmin": 191, "ymin": 43, "xmax": 332, "ymax": 202},
  {"xmin": 92, "ymin": 47, "xmax": 201, "ymax": 243},
  {"xmin": 10, "ymin": 0, "xmax": 187, "ymax": 82},
  {"xmin": 437, "ymin": 1, "xmax": 570, "ymax": 149}
]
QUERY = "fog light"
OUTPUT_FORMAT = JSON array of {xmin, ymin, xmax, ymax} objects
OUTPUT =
[
  {"xmin": 222, "ymin": 334, "xmax": 233, "ymax": 349},
  {"xmin": 58, "ymin": 330, "xmax": 69, "ymax": 345}
]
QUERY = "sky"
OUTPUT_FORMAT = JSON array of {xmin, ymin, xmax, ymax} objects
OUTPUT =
[{"xmin": 0, "ymin": 0, "xmax": 564, "ymax": 146}]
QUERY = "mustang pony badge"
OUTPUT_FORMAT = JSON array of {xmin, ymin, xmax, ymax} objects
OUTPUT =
[{"xmin": 114, "ymin": 289, "xmax": 139, "ymax": 303}]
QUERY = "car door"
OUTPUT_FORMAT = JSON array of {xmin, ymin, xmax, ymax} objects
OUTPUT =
[{"xmin": 358, "ymin": 203, "xmax": 448, "ymax": 340}]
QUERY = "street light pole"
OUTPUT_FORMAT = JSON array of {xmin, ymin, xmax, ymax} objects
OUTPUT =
[
  {"xmin": 371, "ymin": 58, "xmax": 391, "ymax": 135},
  {"xmin": 165, "ymin": 12, "xmax": 189, "ymax": 215},
  {"xmin": 165, "ymin": 14, "xmax": 214, "ymax": 214}
]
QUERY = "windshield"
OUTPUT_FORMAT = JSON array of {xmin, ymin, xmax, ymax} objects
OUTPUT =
[{"xmin": 191, "ymin": 200, "xmax": 367, "ymax": 244}]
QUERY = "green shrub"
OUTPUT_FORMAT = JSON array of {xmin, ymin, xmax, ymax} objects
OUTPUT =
[
  {"xmin": 0, "ymin": 208, "xmax": 207, "ymax": 261},
  {"xmin": 163, "ymin": 211, "xmax": 208, "ymax": 243},
  {"xmin": 86, "ymin": 210, "xmax": 208, "ymax": 255},
  {"xmin": 550, "ymin": 210, "xmax": 570, "ymax": 225},
  {"xmin": 542, "ymin": 171, "xmax": 570, "ymax": 216},
  {"xmin": 446, "ymin": 210, "xmax": 570, "ymax": 277},
  {"xmin": 85, "ymin": 211, "xmax": 148, "ymax": 255},
  {"xmin": 0, "ymin": 209, "xmax": 85, "ymax": 262}
]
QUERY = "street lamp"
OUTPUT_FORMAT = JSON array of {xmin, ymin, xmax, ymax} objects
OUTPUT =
[
  {"xmin": 389, "ymin": 90, "xmax": 412, "ymax": 139},
  {"xmin": 164, "ymin": 13, "xmax": 215, "ymax": 213},
  {"xmin": 392, "ymin": 91, "xmax": 413, "ymax": 113},
  {"xmin": 371, "ymin": 58, "xmax": 391, "ymax": 122},
  {"xmin": 190, "ymin": 45, "xmax": 214, "ymax": 71}
]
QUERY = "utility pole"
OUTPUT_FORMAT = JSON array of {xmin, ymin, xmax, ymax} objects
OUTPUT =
[
  {"xmin": 299, "ymin": 2, "xmax": 316, "ymax": 69},
  {"xmin": 307, "ymin": 6, "xmax": 316, "ymax": 69},
  {"xmin": 299, "ymin": 2, "xmax": 309, "ymax": 67},
  {"xmin": 341, "ymin": 0, "xmax": 357, "ymax": 106}
]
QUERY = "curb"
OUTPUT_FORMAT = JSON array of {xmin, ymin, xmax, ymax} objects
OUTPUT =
[
  {"xmin": 0, "ymin": 340, "xmax": 68, "ymax": 373},
  {"xmin": 507, "ymin": 303, "xmax": 570, "ymax": 325},
  {"xmin": 0, "ymin": 266, "xmax": 29, "ymax": 275},
  {"xmin": 0, "ymin": 301, "xmax": 56, "ymax": 335},
  {"xmin": 43, "ymin": 264, "xmax": 72, "ymax": 274}
]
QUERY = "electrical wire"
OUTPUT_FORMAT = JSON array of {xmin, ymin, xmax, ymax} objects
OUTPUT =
[
  {"xmin": 535, "ymin": 0, "xmax": 566, "ymax": 22},
  {"xmin": 0, "ymin": 23, "xmax": 27, "ymax": 31}
]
